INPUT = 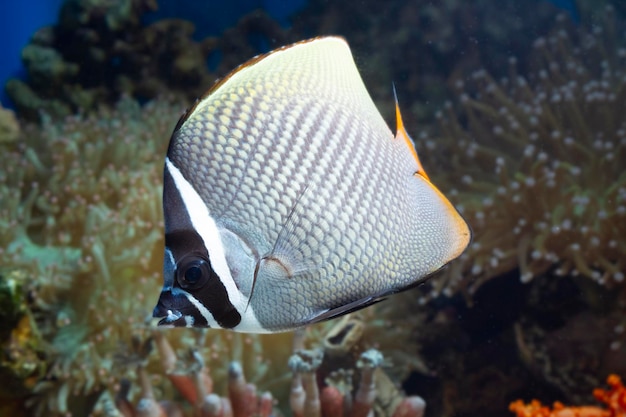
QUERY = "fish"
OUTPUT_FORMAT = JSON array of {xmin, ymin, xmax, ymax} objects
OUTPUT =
[{"xmin": 152, "ymin": 36, "xmax": 471, "ymax": 333}]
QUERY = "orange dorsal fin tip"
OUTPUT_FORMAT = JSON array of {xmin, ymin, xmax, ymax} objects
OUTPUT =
[{"xmin": 393, "ymin": 85, "xmax": 429, "ymax": 181}]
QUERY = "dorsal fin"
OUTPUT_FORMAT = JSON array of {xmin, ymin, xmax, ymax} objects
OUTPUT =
[{"xmin": 393, "ymin": 85, "xmax": 430, "ymax": 181}]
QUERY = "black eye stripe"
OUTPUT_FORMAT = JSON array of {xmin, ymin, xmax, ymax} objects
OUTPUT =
[
  {"xmin": 164, "ymin": 166, "xmax": 210, "ymax": 259},
  {"xmin": 163, "ymin": 162, "xmax": 241, "ymax": 329},
  {"xmin": 166, "ymin": 229, "xmax": 209, "ymax": 261}
]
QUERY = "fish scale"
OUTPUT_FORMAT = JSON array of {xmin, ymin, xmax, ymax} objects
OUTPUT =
[{"xmin": 154, "ymin": 37, "xmax": 470, "ymax": 332}]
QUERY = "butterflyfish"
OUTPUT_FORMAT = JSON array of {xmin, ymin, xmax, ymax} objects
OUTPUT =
[{"xmin": 152, "ymin": 36, "xmax": 471, "ymax": 333}]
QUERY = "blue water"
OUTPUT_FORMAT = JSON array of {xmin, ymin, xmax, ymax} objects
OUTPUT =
[
  {"xmin": 0, "ymin": 0, "xmax": 64, "ymax": 106},
  {"xmin": 147, "ymin": 0, "xmax": 306, "ymax": 38}
]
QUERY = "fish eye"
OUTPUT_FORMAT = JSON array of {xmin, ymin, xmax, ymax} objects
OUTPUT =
[{"xmin": 176, "ymin": 255, "xmax": 211, "ymax": 289}]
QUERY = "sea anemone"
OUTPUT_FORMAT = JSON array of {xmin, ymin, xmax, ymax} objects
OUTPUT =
[
  {"xmin": 417, "ymin": 7, "xmax": 626, "ymax": 298},
  {"xmin": 0, "ymin": 96, "xmax": 172, "ymax": 415},
  {"xmin": 0, "ymin": 97, "xmax": 299, "ymax": 416}
]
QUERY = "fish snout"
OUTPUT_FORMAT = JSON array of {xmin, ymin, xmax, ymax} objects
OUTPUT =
[{"xmin": 152, "ymin": 290, "xmax": 194, "ymax": 327}]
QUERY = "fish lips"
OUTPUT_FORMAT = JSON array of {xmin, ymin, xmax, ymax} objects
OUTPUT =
[{"xmin": 152, "ymin": 289, "xmax": 201, "ymax": 327}]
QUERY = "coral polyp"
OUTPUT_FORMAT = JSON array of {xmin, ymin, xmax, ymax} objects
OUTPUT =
[{"xmin": 420, "ymin": 8, "xmax": 626, "ymax": 297}]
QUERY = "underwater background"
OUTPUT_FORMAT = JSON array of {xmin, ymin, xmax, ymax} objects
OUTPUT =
[{"xmin": 1, "ymin": 0, "xmax": 625, "ymax": 416}]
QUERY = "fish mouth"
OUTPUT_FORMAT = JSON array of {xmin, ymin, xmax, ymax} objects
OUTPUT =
[
  {"xmin": 152, "ymin": 290, "xmax": 186, "ymax": 326},
  {"xmin": 154, "ymin": 308, "xmax": 183, "ymax": 326},
  {"xmin": 152, "ymin": 289, "xmax": 207, "ymax": 327},
  {"xmin": 152, "ymin": 302, "xmax": 183, "ymax": 326}
]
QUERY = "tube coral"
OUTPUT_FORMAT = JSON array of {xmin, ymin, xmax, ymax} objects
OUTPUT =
[{"xmin": 96, "ymin": 319, "xmax": 425, "ymax": 417}]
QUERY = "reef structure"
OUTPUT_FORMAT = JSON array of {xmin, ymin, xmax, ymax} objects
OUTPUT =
[
  {"xmin": 4, "ymin": 0, "xmax": 289, "ymax": 121},
  {"xmin": 0, "ymin": 97, "xmax": 176, "ymax": 416},
  {"xmin": 394, "ymin": 9, "xmax": 626, "ymax": 407},
  {"xmin": 0, "ymin": 96, "xmax": 307, "ymax": 416},
  {"xmin": 0, "ymin": 104, "xmax": 20, "ymax": 143},
  {"xmin": 4, "ymin": 2, "xmax": 626, "ymax": 417}
]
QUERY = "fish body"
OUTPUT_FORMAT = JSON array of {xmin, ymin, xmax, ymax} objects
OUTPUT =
[{"xmin": 152, "ymin": 37, "xmax": 470, "ymax": 333}]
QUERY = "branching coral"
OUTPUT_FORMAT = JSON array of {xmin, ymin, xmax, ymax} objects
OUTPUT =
[{"xmin": 417, "ymin": 7, "xmax": 626, "ymax": 298}]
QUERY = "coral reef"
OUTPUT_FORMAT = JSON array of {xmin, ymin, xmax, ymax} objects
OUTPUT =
[
  {"xmin": 0, "ymin": 96, "xmax": 176, "ymax": 415},
  {"xmin": 415, "ymin": 6, "xmax": 626, "ymax": 299},
  {"xmin": 5, "ymin": 0, "xmax": 290, "ymax": 122},
  {"xmin": 108, "ymin": 330, "xmax": 281, "ymax": 417},
  {"xmin": 6, "ymin": 0, "xmax": 566, "ymax": 125},
  {"xmin": 501, "ymin": 258, "xmax": 626, "ymax": 402},
  {"xmin": 287, "ymin": 347, "xmax": 425, "ymax": 417},
  {"xmin": 509, "ymin": 374, "xmax": 626, "ymax": 417},
  {"xmin": 0, "ymin": 269, "xmax": 45, "ymax": 417},
  {"xmin": 0, "ymin": 4, "xmax": 431, "ymax": 413},
  {"xmin": 6, "ymin": 0, "xmax": 163, "ymax": 119},
  {"xmin": 4, "ymin": 1, "xmax": 626, "ymax": 417},
  {"xmin": 0, "ymin": 96, "xmax": 299, "ymax": 416}
]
